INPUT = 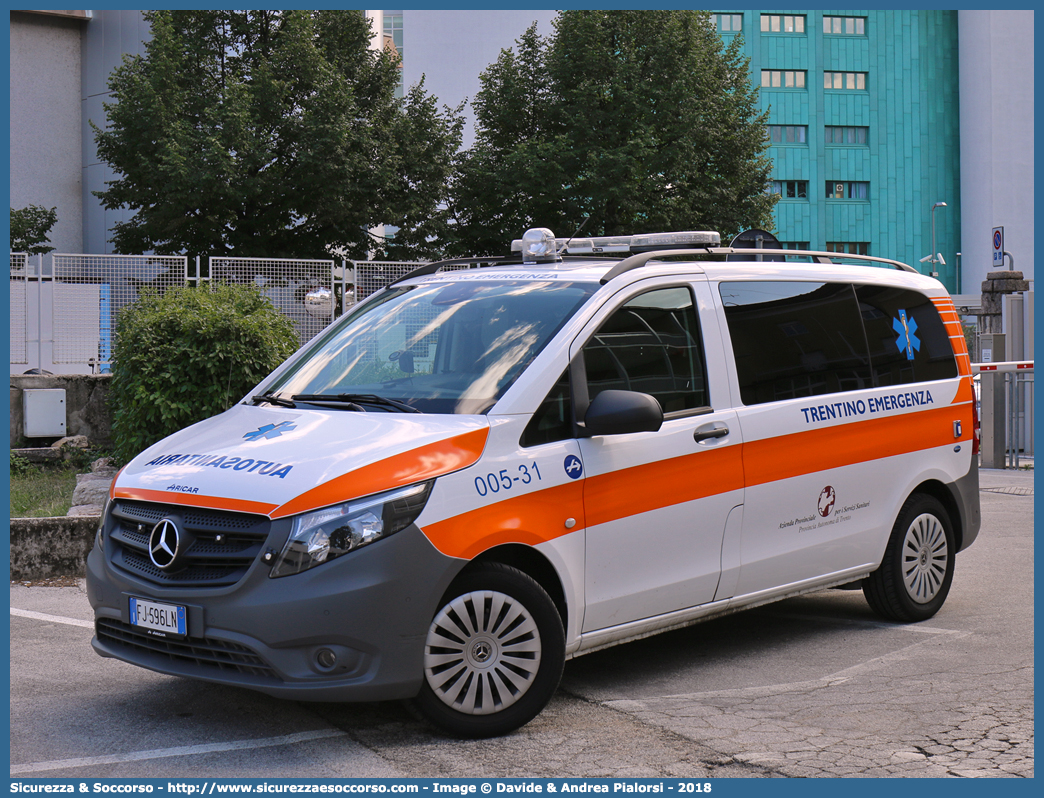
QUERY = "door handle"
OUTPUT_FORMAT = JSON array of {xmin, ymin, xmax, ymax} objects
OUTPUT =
[{"xmin": 693, "ymin": 423, "xmax": 729, "ymax": 443}]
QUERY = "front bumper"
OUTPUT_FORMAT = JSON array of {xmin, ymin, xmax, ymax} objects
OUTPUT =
[{"xmin": 86, "ymin": 522, "xmax": 465, "ymax": 702}]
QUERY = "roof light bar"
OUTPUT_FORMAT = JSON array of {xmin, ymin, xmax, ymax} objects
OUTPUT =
[
  {"xmin": 512, "ymin": 228, "xmax": 722, "ymax": 258},
  {"xmin": 628, "ymin": 231, "xmax": 720, "ymax": 253}
]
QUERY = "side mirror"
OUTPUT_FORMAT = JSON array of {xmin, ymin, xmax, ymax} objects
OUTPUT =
[
  {"xmin": 584, "ymin": 390, "xmax": 663, "ymax": 436},
  {"xmin": 390, "ymin": 350, "xmax": 415, "ymax": 373}
]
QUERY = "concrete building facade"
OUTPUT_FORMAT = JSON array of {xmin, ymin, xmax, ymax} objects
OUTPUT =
[{"xmin": 9, "ymin": 10, "xmax": 88, "ymax": 254}]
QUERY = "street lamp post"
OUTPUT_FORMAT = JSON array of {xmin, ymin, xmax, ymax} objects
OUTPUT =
[{"xmin": 931, "ymin": 201, "xmax": 947, "ymax": 276}]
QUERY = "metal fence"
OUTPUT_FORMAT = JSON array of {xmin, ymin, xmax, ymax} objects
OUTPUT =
[
  {"xmin": 1006, "ymin": 371, "xmax": 1034, "ymax": 467},
  {"xmin": 207, "ymin": 257, "xmax": 339, "ymax": 347},
  {"xmin": 973, "ymin": 361, "xmax": 1034, "ymax": 469},
  {"xmin": 51, "ymin": 254, "xmax": 188, "ymax": 368},
  {"xmin": 352, "ymin": 260, "xmax": 494, "ymax": 300},
  {"xmin": 10, "ymin": 253, "xmax": 28, "ymax": 365},
  {"xmin": 353, "ymin": 260, "xmax": 428, "ymax": 300},
  {"xmin": 10, "ymin": 252, "xmax": 429, "ymax": 374}
]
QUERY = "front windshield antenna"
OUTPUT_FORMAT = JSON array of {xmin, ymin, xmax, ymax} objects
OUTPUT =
[{"xmin": 558, "ymin": 216, "xmax": 591, "ymax": 254}]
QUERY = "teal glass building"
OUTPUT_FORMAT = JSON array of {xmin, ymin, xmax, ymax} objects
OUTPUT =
[{"xmin": 713, "ymin": 10, "xmax": 961, "ymax": 292}]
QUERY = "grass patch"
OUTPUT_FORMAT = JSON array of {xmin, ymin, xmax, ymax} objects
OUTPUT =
[{"xmin": 9, "ymin": 455, "xmax": 80, "ymax": 518}]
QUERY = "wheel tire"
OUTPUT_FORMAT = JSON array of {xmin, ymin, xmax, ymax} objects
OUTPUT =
[
  {"xmin": 411, "ymin": 563, "xmax": 565, "ymax": 738},
  {"xmin": 864, "ymin": 494, "xmax": 955, "ymax": 622}
]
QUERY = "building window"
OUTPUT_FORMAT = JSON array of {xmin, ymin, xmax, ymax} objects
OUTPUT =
[
  {"xmin": 824, "ymin": 16, "xmax": 866, "ymax": 35},
  {"xmin": 383, "ymin": 12, "xmax": 404, "ymax": 99},
  {"xmin": 762, "ymin": 70, "xmax": 806, "ymax": 89},
  {"xmin": 769, "ymin": 180, "xmax": 808, "ymax": 199},
  {"xmin": 767, "ymin": 125, "xmax": 808, "ymax": 144},
  {"xmin": 782, "ymin": 242, "xmax": 810, "ymax": 251},
  {"xmin": 824, "ymin": 72, "xmax": 867, "ymax": 91},
  {"xmin": 761, "ymin": 14, "xmax": 805, "ymax": 33},
  {"xmin": 826, "ymin": 181, "xmax": 869, "ymax": 200},
  {"xmin": 825, "ymin": 126, "xmax": 869, "ymax": 145},
  {"xmin": 826, "ymin": 242, "xmax": 870, "ymax": 255},
  {"xmin": 712, "ymin": 13, "xmax": 743, "ymax": 33}
]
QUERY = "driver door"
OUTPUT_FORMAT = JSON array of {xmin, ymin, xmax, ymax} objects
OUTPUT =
[{"xmin": 573, "ymin": 282, "xmax": 744, "ymax": 633}]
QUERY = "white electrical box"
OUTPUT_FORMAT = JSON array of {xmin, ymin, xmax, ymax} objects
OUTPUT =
[{"xmin": 23, "ymin": 389, "xmax": 67, "ymax": 438}]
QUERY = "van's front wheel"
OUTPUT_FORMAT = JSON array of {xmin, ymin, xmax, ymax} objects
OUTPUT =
[
  {"xmin": 412, "ymin": 564, "xmax": 565, "ymax": 738},
  {"xmin": 864, "ymin": 494, "xmax": 955, "ymax": 622}
]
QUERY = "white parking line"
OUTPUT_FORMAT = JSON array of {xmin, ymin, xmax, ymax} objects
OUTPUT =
[
  {"xmin": 10, "ymin": 607, "xmax": 94, "ymax": 629},
  {"xmin": 10, "ymin": 729, "xmax": 349, "ymax": 774}
]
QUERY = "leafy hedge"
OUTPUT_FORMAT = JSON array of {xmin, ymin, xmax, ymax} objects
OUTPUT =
[{"xmin": 110, "ymin": 283, "xmax": 300, "ymax": 464}]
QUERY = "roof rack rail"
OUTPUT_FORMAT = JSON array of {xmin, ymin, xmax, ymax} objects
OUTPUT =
[
  {"xmin": 712, "ymin": 247, "xmax": 918, "ymax": 273},
  {"xmin": 600, "ymin": 246, "xmax": 917, "ymax": 285},
  {"xmin": 718, "ymin": 247, "xmax": 914, "ymax": 273},
  {"xmin": 388, "ymin": 256, "xmax": 519, "ymax": 287},
  {"xmin": 599, "ymin": 248, "xmax": 719, "ymax": 284}
]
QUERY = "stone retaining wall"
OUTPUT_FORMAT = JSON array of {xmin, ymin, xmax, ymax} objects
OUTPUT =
[
  {"xmin": 10, "ymin": 373, "xmax": 112, "ymax": 449},
  {"xmin": 10, "ymin": 516, "xmax": 98, "ymax": 581}
]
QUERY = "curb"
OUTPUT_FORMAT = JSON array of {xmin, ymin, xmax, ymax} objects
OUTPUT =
[{"xmin": 10, "ymin": 516, "xmax": 99, "ymax": 581}]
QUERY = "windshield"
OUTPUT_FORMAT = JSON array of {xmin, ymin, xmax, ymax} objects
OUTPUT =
[{"xmin": 265, "ymin": 278, "xmax": 598, "ymax": 414}]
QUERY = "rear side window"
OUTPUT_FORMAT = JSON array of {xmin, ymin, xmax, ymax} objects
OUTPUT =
[
  {"xmin": 720, "ymin": 282, "xmax": 871, "ymax": 404},
  {"xmin": 856, "ymin": 285, "xmax": 959, "ymax": 385},
  {"xmin": 720, "ymin": 280, "xmax": 957, "ymax": 406}
]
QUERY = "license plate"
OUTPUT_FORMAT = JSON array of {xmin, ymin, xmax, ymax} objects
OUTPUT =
[{"xmin": 129, "ymin": 597, "xmax": 187, "ymax": 637}]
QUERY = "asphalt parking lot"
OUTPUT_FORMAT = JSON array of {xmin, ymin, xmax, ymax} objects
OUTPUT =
[{"xmin": 9, "ymin": 468, "xmax": 1033, "ymax": 779}]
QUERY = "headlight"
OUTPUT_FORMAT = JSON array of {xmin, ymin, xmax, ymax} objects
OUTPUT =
[
  {"xmin": 270, "ymin": 481, "xmax": 433, "ymax": 577},
  {"xmin": 95, "ymin": 497, "xmax": 112, "ymax": 550}
]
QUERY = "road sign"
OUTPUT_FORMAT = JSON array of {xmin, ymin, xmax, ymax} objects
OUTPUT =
[
  {"xmin": 993, "ymin": 226, "xmax": 1004, "ymax": 267},
  {"xmin": 727, "ymin": 229, "xmax": 784, "ymax": 262}
]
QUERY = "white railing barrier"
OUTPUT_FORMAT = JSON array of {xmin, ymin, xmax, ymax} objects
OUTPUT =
[{"xmin": 972, "ymin": 361, "xmax": 1034, "ymax": 469}]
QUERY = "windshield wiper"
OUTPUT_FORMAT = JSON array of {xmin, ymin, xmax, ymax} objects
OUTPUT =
[
  {"xmin": 252, "ymin": 391, "xmax": 296, "ymax": 408},
  {"xmin": 291, "ymin": 393, "xmax": 421, "ymax": 413}
]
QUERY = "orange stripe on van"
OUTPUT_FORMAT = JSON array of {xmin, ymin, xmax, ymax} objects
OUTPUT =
[
  {"xmin": 270, "ymin": 427, "xmax": 489, "ymax": 519},
  {"xmin": 109, "ymin": 466, "xmax": 127, "ymax": 500},
  {"xmin": 952, "ymin": 376, "xmax": 975, "ymax": 405},
  {"xmin": 583, "ymin": 445, "xmax": 744, "ymax": 528},
  {"xmin": 422, "ymin": 480, "xmax": 585, "ymax": 560},
  {"xmin": 743, "ymin": 404, "xmax": 971, "ymax": 487},
  {"xmin": 932, "ymin": 297, "xmax": 973, "ymax": 377},
  {"xmin": 421, "ymin": 402, "xmax": 972, "ymax": 559},
  {"xmin": 112, "ymin": 487, "xmax": 278, "ymax": 517}
]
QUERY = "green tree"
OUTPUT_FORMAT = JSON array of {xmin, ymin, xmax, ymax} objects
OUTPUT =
[
  {"xmin": 448, "ymin": 10, "xmax": 777, "ymax": 255},
  {"xmin": 10, "ymin": 205, "xmax": 58, "ymax": 254},
  {"xmin": 109, "ymin": 283, "xmax": 299, "ymax": 464},
  {"xmin": 93, "ymin": 10, "xmax": 463, "ymax": 262}
]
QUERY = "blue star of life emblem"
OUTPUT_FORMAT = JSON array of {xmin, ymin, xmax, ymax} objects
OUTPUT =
[
  {"xmin": 243, "ymin": 421, "xmax": 297, "ymax": 441},
  {"xmin": 892, "ymin": 309, "xmax": 920, "ymax": 361}
]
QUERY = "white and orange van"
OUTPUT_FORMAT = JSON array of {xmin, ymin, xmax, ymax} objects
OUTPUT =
[{"xmin": 87, "ymin": 228, "xmax": 981, "ymax": 737}]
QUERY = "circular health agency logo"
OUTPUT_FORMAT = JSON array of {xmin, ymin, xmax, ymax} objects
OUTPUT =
[{"xmin": 817, "ymin": 486, "xmax": 836, "ymax": 518}]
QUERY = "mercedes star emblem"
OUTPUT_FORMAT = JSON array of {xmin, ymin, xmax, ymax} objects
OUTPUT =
[{"xmin": 149, "ymin": 518, "xmax": 181, "ymax": 570}]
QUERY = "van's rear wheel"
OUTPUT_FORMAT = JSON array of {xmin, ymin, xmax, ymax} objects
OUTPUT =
[
  {"xmin": 864, "ymin": 494, "xmax": 955, "ymax": 622},
  {"xmin": 412, "ymin": 563, "xmax": 564, "ymax": 738}
]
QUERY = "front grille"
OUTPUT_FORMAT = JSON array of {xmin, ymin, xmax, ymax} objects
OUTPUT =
[
  {"xmin": 108, "ymin": 500, "xmax": 273, "ymax": 587},
  {"xmin": 97, "ymin": 617, "xmax": 278, "ymax": 680}
]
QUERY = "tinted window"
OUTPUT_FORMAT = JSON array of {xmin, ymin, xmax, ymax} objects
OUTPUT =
[
  {"xmin": 583, "ymin": 287, "xmax": 709, "ymax": 414},
  {"xmin": 720, "ymin": 282, "xmax": 872, "ymax": 404},
  {"xmin": 520, "ymin": 369, "xmax": 572, "ymax": 448},
  {"xmin": 856, "ymin": 285, "xmax": 958, "ymax": 385}
]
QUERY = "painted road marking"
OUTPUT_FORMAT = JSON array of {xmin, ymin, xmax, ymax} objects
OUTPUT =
[
  {"xmin": 10, "ymin": 607, "xmax": 93, "ymax": 629},
  {"xmin": 10, "ymin": 729, "xmax": 349, "ymax": 774}
]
